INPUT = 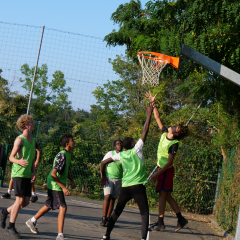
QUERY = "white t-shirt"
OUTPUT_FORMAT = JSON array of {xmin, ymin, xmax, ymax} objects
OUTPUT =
[
  {"xmin": 111, "ymin": 139, "xmax": 144, "ymax": 163},
  {"xmin": 102, "ymin": 150, "xmax": 115, "ymax": 161}
]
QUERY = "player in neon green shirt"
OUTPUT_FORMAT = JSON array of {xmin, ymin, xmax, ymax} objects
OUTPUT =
[
  {"xmin": 100, "ymin": 104, "xmax": 153, "ymax": 240},
  {"xmin": 100, "ymin": 140, "xmax": 123, "ymax": 227},
  {"xmin": 146, "ymin": 91, "xmax": 189, "ymax": 232},
  {"xmin": 0, "ymin": 114, "xmax": 36, "ymax": 239}
]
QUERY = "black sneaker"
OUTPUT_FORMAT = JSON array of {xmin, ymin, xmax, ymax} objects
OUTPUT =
[
  {"xmin": 30, "ymin": 195, "xmax": 38, "ymax": 203},
  {"xmin": 175, "ymin": 217, "xmax": 188, "ymax": 232},
  {"xmin": 1, "ymin": 193, "xmax": 11, "ymax": 199},
  {"xmin": 100, "ymin": 217, "xmax": 107, "ymax": 227},
  {"xmin": 101, "ymin": 235, "xmax": 110, "ymax": 240},
  {"xmin": 5, "ymin": 227, "xmax": 22, "ymax": 239},
  {"xmin": 149, "ymin": 221, "xmax": 166, "ymax": 232},
  {"xmin": 0, "ymin": 209, "xmax": 8, "ymax": 229}
]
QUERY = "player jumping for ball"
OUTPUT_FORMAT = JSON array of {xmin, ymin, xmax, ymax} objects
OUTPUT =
[{"xmin": 145, "ymin": 91, "xmax": 189, "ymax": 232}]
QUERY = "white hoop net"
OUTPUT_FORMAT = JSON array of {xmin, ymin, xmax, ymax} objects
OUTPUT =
[{"xmin": 138, "ymin": 53, "xmax": 168, "ymax": 87}]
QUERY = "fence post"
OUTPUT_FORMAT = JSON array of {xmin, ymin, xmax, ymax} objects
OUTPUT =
[
  {"xmin": 235, "ymin": 205, "xmax": 240, "ymax": 240},
  {"xmin": 0, "ymin": 144, "xmax": 9, "ymax": 187},
  {"xmin": 26, "ymin": 25, "xmax": 45, "ymax": 115},
  {"xmin": 213, "ymin": 166, "xmax": 222, "ymax": 213}
]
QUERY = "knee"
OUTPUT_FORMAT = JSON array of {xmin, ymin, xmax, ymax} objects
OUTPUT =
[
  {"xmin": 16, "ymin": 197, "xmax": 25, "ymax": 206},
  {"xmin": 104, "ymin": 195, "xmax": 112, "ymax": 202}
]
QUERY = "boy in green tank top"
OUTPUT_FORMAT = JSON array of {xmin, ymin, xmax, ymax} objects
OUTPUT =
[
  {"xmin": 0, "ymin": 114, "xmax": 36, "ymax": 239},
  {"xmin": 100, "ymin": 139, "xmax": 123, "ymax": 227},
  {"xmin": 26, "ymin": 133, "xmax": 76, "ymax": 240},
  {"xmin": 100, "ymin": 104, "xmax": 153, "ymax": 240},
  {"xmin": 145, "ymin": 91, "xmax": 189, "ymax": 232}
]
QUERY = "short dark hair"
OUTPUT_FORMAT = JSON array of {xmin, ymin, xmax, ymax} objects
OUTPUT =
[
  {"xmin": 174, "ymin": 123, "xmax": 189, "ymax": 140},
  {"xmin": 122, "ymin": 137, "xmax": 135, "ymax": 150},
  {"xmin": 113, "ymin": 139, "xmax": 122, "ymax": 146},
  {"xmin": 60, "ymin": 133, "xmax": 73, "ymax": 147}
]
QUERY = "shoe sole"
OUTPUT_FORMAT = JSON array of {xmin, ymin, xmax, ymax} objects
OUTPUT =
[
  {"xmin": 151, "ymin": 227, "xmax": 166, "ymax": 232},
  {"xmin": 175, "ymin": 221, "xmax": 188, "ymax": 232},
  {"xmin": 26, "ymin": 221, "xmax": 39, "ymax": 234}
]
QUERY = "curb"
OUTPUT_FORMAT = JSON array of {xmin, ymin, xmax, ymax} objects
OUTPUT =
[{"xmin": 208, "ymin": 217, "xmax": 234, "ymax": 240}]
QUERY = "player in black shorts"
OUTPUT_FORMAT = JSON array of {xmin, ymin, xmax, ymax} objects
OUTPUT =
[{"xmin": 26, "ymin": 133, "xmax": 76, "ymax": 240}]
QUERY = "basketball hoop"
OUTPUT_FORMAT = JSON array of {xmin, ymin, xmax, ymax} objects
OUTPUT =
[{"xmin": 137, "ymin": 51, "xmax": 179, "ymax": 87}]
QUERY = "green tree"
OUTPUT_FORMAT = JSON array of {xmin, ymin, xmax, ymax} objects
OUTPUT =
[{"xmin": 20, "ymin": 64, "xmax": 72, "ymax": 123}]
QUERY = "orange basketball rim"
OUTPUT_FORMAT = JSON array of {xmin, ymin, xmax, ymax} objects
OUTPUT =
[{"xmin": 137, "ymin": 51, "xmax": 179, "ymax": 69}]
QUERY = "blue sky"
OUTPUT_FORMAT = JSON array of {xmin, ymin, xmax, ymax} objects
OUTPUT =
[
  {"xmin": 1, "ymin": 0, "xmax": 149, "ymax": 38},
  {"xmin": 1, "ymin": 1, "xmax": 150, "ymax": 111}
]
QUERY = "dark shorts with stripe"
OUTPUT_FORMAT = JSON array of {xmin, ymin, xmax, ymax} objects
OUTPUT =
[
  {"xmin": 156, "ymin": 166, "xmax": 174, "ymax": 192},
  {"xmin": 13, "ymin": 177, "xmax": 32, "ymax": 197},
  {"xmin": 45, "ymin": 189, "xmax": 67, "ymax": 210}
]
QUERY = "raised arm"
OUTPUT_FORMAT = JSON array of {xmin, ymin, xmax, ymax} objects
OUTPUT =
[
  {"xmin": 145, "ymin": 91, "xmax": 164, "ymax": 130},
  {"xmin": 141, "ymin": 104, "xmax": 153, "ymax": 143}
]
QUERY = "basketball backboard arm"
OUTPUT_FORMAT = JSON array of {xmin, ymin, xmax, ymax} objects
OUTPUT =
[{"xmin": 180, "ymin": 44, "xmax": 240, "ymax": 87}]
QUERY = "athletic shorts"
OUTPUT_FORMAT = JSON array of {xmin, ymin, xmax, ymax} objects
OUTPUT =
[
  {"xmin": 45, "ymin": 189, "xmax": 67, "ymax": 210},
  {"xmin": 12, "ymin": 177, "xmax": 32, "ymax": 197},
  {"xmin": 103, "ymin": 177, "xmax": 122, "ymax": 199},
  {"xmin": 156, "ymin": 166, "xmax": 174, "ymax": 192}
]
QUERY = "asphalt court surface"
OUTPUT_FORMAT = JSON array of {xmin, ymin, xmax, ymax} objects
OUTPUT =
[{"xmin": 0, "ymin": 186, "xmax": 224, "ymax": 240}]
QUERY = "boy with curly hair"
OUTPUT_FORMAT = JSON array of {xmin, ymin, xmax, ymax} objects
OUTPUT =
[
  {"xmin": 0, "ymin": 114, "xmax": 36, "ymax": 239},
  {"xmin": 145, "ymin": 91, "xmax": 189, "ymax": 232}
]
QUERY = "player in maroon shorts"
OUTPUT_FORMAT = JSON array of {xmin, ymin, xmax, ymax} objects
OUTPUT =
[{"xmin": 145, "ymin": 91, "xmax": 189, "ymax": 232}]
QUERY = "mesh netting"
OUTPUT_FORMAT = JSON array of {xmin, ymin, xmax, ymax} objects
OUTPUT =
[{"xmin": 137, "ymin": 53, "xmax": 168, "ymax": 87}]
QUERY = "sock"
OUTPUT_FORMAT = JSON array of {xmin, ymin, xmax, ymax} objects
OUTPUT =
[
  {"xmin": 158, "ymin": 216, "xmax": 164, "ymax": 224},
  {"xmin": 58, "ymin": 233, "xmax": 64, "ymax": 237},
  {"xmin": 31, "ymin": 217, "xmax": 37, "ymax": 223},
  {"xmin": 2, "ymin": 208, "xmax": 9, "ymax": 215},
  {"xmin": 8, "ymin": 189, "xmax": 11, "ymax": 195},
  {"xmin": 8, "ymin": 222, "xmax": 15, "ymax": 229},
  {"xmin": 176, "ymin": 212, "xmax": 183, "ymax": 221},
  {"xmin": 32, "ymin": 192, "xmax": 36, "ymax": 197}
]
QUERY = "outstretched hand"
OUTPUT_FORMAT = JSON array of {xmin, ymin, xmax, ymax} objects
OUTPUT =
[{"xmin": 145, "ymin": 91, "xmax": 157, "ymax": 103}]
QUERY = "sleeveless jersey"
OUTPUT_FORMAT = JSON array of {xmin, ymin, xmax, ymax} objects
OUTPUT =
[
  {"xmin": 47, "ymin": 150, "xmax": 71, "ymax": 191},
  {"xmin": 106, "ymin": 151, "xmax": 123, "ymax": 179},
  {"xmin": 157, "ymin": 132, "xmax": 182, "ymax": 168},
  {"xmin": 11, "ymin": 135, "xmax": 35, "ymax": 178},
  {"xmin": 120, "ymin": 148, "xmax": 147, "ymax": 187}
]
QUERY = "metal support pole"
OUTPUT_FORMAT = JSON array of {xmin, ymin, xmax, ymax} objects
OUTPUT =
[
  {"xmin": 0, "ymin": 144, "xmax": 9, "ymax": 187},
  {"xmin": 26, "ymin": 25, "xmax": 45, "ymax": 115},
  {"xmin": 235, "ymin": 205, "xmax": 240, "ymax": 240}
]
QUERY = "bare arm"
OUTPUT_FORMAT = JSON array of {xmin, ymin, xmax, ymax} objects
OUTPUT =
[
  {"xmin": 51, "ymin": 169, "xmax": 70, "ymax": 195},
  {"xmin": 153, "ymin": 105, "xmax": 164, "ymax": 130},
  {"xmin": 145, "ymin": 91, "xmax": 164, "ymax": 130},
  {"xmin": 100, "ymin": 158, "xmax": 113, "ymax": 186},
  {"xmin": 150, "ymin": 154, "xmax": 175, "ymax": 183},
  {"xmin": 9, "ymin": 137, "xmax": 28, "ymax": 167},
  {"xmin": 35, "ymin": 148, "xmax": 41, "ymax": 168},
  {"xmin": 141, "ymin": 104, "xmax": 153, "ymax": 143}
]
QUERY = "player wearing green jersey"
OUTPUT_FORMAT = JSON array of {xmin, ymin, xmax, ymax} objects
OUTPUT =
[
  {"xmin": 0, "ymin": 114, "xmax": 36, "ymax": 239},
  {"xmin": 26, "ymin": 133, "xmax": 76, "ymax": 240},
  {"xmin": 145, "ymin": 91, "xmax": 189, "ymax": 232},
  {"xmin": 100, "ymin": 140, "xmax": 123, "ymax": 227},
  {"xmin": 100, "ymin": 104, "xmax": 153, "ymax": 240}
]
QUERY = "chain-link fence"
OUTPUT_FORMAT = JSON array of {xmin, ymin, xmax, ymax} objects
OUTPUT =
[
  {"xmin": 0, "ymin": 116, "xmax": 222, "ymax": 212},
  {"xmin": 1, "ymin": 20, "xmax": 239, "ymax": 237}
]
